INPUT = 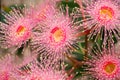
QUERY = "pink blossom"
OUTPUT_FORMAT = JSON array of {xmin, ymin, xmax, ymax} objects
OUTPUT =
[
  {"xmin": 76, "ymin": 0, "xmax": 120, "ymax": 29},
  {"xmin": 86, "ymin": 47, "xmax": 120, "ymax": 80},
  {"xmin": 16, "ymin": 61, "xmax": 69, "ymax": 80},
  {"xmin": 0, "ymin": 8, "xmax": 35, "ymax": 49},
  {"xmin": 31, "ymin": 12, "xmax": 78, "ymax": 58},
  {"xmin": 75, "ymin": 0, "xmax": 120, "ymax": 42}
]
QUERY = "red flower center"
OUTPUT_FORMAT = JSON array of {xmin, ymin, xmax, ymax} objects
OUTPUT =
[
  {"xmin": 50, "ymin": 27, "xmax": 66, "ymax": 43},
  {"xmin": 103, "ymin": 61, "xmax": 117, "ymax": 75},
  {"xmin": 98, "ymin": 6, "xmax": 114, "ymax": 22},
  {"xmin": 16, "ymin": 25, "xmax": 26, "ymax": 36}
]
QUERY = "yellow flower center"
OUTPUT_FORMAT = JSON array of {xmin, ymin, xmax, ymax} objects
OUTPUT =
[
  {"xmin": 51, "ymin": 27, "xmax": 65, "ymax": 43},
  {"xmin": 16, "ymin": 25, "xmax": 26, "ymax": 36},
  {"xmin": 99, "ymin": 6, "xmax": 114, "ymax": 21},
  {"xmin": 103, "ymin": 61, "xmax": 117, "ymax": 75}
]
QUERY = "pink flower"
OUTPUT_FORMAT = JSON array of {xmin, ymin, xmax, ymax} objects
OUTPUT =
[
  {"xmin": 0, "ymin": 54, "xmax": 16, "ymax": 80},
  {"xmin": 86, "ymin": 47, "xmax": 120, "ymax": 80},
  {"xmin": 76, "ymin": 0, "xmax": 120, "ymax": 42},
  {"xmin": 0, "ymin": 8, "xmax": 35, "ymax": 49},
  {"xmin": 16, "ymin": 61, "xmax": 69, "ymax": 80},
  {"xmin": 31, "ymin": 13, "xmax": 78, "ymax": 58}
]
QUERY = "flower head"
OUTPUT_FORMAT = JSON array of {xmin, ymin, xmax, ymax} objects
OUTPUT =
[
  {"xmin": 0, "ymin": 7, "xmax": 35, "ymax": 49},
  {"xmin": 78, "ymin": 0, "xmax": 120, "ymax": 29},
  {"xmin": 86, "ymin": 0, "xmax": 120, "ymax": 27},
  {"xmin": 16, "ymin": 60, "xmax": 69, "ymax": 80},
  {"xmin": 86, "ymin": 47, "xmax": 120, "ymax": 80},
  {"xmin": 31, "ymin": 12, "xmax": 78, "ymax": 58},
  {"xmin": 23, "ymin": 67, "xmax": 67, "ymax": 80},
  {"xmin": 76, "ymin": 0, "xmax": 120, "ymax": 43}
]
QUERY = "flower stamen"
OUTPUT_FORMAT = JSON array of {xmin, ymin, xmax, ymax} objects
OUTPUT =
[{"xmin": 50, "ymin": 27, "xmax": 66, "ymax": 43}]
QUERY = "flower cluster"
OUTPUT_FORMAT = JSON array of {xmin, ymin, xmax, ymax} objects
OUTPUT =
[
  {"xmin": 0, "ymin": 0, "xmax": 76, "ymax": 79},
  {"xmin": 0, "ymin": 0, "xmax": 119, "ymax": 80}
]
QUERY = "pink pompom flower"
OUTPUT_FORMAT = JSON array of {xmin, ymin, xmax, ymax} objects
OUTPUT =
[
  {"xmin": 86, "ymin": 47, "xmax": 120, "ymax": 80},
  {"xmin": 75, "ymin": 0, "xmax": 120, "ymax": 43},
  {"xmin": 15, "ymin": 60, "xmax": 70, "ymax": 80},
  {"xmin": 31, "ymin": 12, "xmax": 79, "ymax": 58},
  {"xmin": 0, "ymin": 7, "xmax": 36, "ymax": 49}
]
